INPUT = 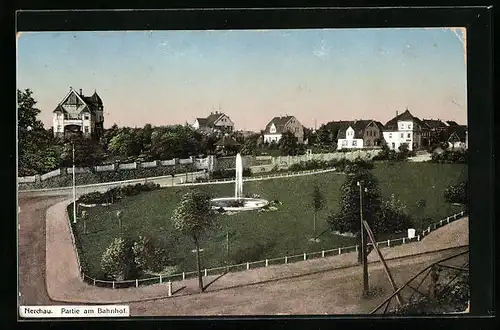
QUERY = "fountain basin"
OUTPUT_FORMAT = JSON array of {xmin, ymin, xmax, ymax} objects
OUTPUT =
[{"xmin": 210, "ymin": 197, "xmax": 269, "ymax": 212}]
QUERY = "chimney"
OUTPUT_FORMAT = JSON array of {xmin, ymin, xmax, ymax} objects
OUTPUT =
[
  {"xmin": 396, "ymin": 110, "xmax": 399, "ymax": 119},
  {"xmin": 79, "ymin": 89, "xmax": 83, "ymax": 96}
]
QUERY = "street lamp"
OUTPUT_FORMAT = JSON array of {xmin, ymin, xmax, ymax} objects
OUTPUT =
[
  {"xmin": 357, "ymin": 180, "xmax": 369, "ymax": 296},
  {"xmin": 72, "ymin": 142, "xmax": 77, "ymax": 224}
]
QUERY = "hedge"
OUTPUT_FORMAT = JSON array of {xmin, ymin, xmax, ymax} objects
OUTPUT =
[
  {"xmin": 18, "ymin": 164, "xmax": 196, "ymax": 190},
  {"xmin": 431, "ymin": 149, "xmax": 467, "ymax": 164},
  {"xmin": 78, "ymin": 182, "xmax": 161, "ymax": 205}
]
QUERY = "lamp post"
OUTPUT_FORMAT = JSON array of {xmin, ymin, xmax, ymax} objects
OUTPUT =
[
  {"xmin": 357, "ymin": 180, "xmax": 369, "ymax": 296},
  {"xmin": 72, "ymin": 142, "xmax": 77, "ymax": 223}
]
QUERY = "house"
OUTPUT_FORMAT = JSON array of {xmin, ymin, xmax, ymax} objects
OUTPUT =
[
  {"xmin": 336, "ymin": 120, "xmax": 384, "ymax": 150},
  {"xmin": 52, "ymin": 87, "xmax": 104, "ymax": 138},
  {"xmin": 192, "ymin": 111, "xmax": 234, "ymax": 133},
  {"xmin": 421, "ymin": 118, "xmax": 450, "ymax": 147},
  {"xmin": 214, "ymin": 135, "xmax": 241, "ymax": 156},
  {"xmin": 263, "ymin": 115, "xmax": 304, "ymax": 144},
  {"xmin": 446, "ymin": 125, "xmax": 468, "ymax": 149},
  {"xmin": 382, "ymin": 109, "xmax": 425, "ymax": 151}
]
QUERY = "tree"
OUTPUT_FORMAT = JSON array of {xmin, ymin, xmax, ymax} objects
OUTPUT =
[
  {"xmin": 327, "ymin": 169, "xmax": 382, "ymax": 262},
  {"xmin": 278, "ymin": 131, "xmax": 299, "ymax": 156},
  {"xmin": 100, "ymin": 237, "xmax": 136, "ymax": 281},
  {"xmin": 171, "ymin": 189, "xmax": 217, "ymax": 292},
  {"xmin": 378, "ymin": 194, "xmax": 413, "ymax": 233},
  {"xmin": 311, "ymin": 185, "xmax": 325, "ymax": 235},
  {"xmin": 18, "ymin": 89, "xmax": 61, "ymax": 175},
  {"xmin": 444, "ymin": 181, "xmax": 468, "ymax": 205}
]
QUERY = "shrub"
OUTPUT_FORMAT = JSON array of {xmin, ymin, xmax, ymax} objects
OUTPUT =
[
  {"xmin": 100, "ymin": 237, "xmax": 137, "ymax": 281},
  {"xmin": 444, "ymin": 181, "xmax": 468, "ymax": 205},
  {"xmin": 132, "ymin": 235, "xmax": 170, "ymax": 273},
  {"xmin": 211, "ymin": 168, "xmax": 252, "ymax": 179},
  {"xmin": 78, "ymin": 182, "xmax": 161, "ymax": 204},
  {"xmin": 431, "ymin": 149, "xmax": 467, "ymax": 164}
]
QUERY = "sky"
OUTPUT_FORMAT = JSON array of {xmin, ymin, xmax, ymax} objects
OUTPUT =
[{"xmin": 17, "ymin": 28, "xmax": 467, "ymax": 131}]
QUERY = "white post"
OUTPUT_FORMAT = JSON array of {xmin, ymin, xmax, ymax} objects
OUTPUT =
[
  {"xmin": 447, "ymin": 217, "xmax": 450, "ymax": 224},
  {"xmin": 303, "ymin": 253, "xmax": 307, "ymax": 261},
  {"xmin": 246, "ymin": 262, "xmax": 250, "ymax": 270},
  {"xmin": 387, "ymin": 239, "xmax": 390, "ymax": 247},
  {"xmin": 284, "ymin": 256, "xmax": 288, "ymax": 264},
  {"xmin": 168, "ymin": 281, "xmax": 172, "ymax": 296},
  {"xmin": 72, "ymin": 143, "xmax": 77, "ymax": 223},
  {"xmin": 321, "ymin": 250, "xmax": 325, "ymax": 258},
  {"xmin": 265, "ymin": 259, "xmax": 268, "ymax": 267},
  {"xmin": 159, "ymin": 275, "xmax": 162, "ymax": 284},
  {"xmin": 112, "ymin": 281, "xmax": 115, "ymax": 289},
  {"xmin": 204, "ymin": 269, "xmax": 207, "ymax": 277},
  {"xmin": 403, "ymin": 237, "xmax": 406, "ymax": 244},
  {"xmin": 182, "ymin": 272, "xmax": 185, "ymax": 280},
  {"xmin": 355, "ymin": 245, "xmax": 358, "ymax": 253},
  {"xmin": 338, "ymin": 247, "xmax": 341, "ymax": 255},
  {"xmin": 417, "ymin": 235, "xmax": 420, "ymax": 241},
  {"xmin": 136, "ymin": 279, "xmax": 138, "ymax": 287},
  {"xmin": 93, "ymin": 279, "xmax": 96, "ymax": 286}
]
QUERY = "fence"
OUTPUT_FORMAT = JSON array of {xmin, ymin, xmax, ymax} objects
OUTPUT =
[
  {"xmin": 69, "ymin": 208, "xmax": 467, "ymax": 291},
  {"xmin": 18, "ymin": 175, "xmax": 37, "ymax": 183},
  {"xmin": 19, "ymin": 151, "xmax": 383, "ymax": 184},
  {"xmin": 176, "ymin": 168, "xmax": 340, "ymax": 186},
  {"xmin": 67, "ymin": 167, "xmax": 92, "ymax": 174},
  {"xmin": 40, "ymin": 168, "xmax": 62, "ymax": 181}
]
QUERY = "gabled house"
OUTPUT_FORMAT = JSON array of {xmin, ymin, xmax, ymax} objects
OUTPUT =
[
  {"xmin": 447, "ymin": 125, "xmax": 468, "ymax": 149},
  {"xmin": 215, "ymin": 135, "xmax": 241, "ymax": 156},
  {"xmin": 336, "ymin": 120, "xmax": 384, "ymax": 150},
  {"xmin": 382, "ymin": 109, "xmax": 425, "ymax": 151},
  {"xmin": 263, "ymin": 115, "xmax": 304, "ymax": 144},
  {"xmin": 192, "ymin": 111, "xmax": 234, "ymax": 133},
  {"xmin": 421, "ymin": 118, "xmax": 449, "ymax": 146},
  {"xmin": 52, "ymin": 87, "xmax": 104, "ymax": 138}
]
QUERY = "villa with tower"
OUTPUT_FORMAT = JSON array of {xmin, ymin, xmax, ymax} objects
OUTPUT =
[{"xmin": 52, "ymin": 87, "xmax": 104, "ymax": 139}]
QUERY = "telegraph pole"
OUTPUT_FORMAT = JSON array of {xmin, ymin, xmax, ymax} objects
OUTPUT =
[
  {"xmin": 358, "ymin": 180, "xmax": 369, "ymax": 296},
  {"xmin": 72, "ymin": 142, "xmax": 77, "ymax": 223}
]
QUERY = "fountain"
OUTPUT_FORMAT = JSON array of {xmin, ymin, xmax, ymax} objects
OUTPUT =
[{"xmin": 210, "ymin": 153, "xmax": 269, "ymax": 212}]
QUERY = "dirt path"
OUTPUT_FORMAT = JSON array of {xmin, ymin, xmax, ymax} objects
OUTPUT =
[{"xmin": 18, "ymin": 196, "xmax": 68, "ymax": 306}]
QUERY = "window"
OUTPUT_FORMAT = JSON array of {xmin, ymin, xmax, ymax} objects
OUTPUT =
[
  {"xmin": 400, "ymin": 133, "xmax": 404, "ymax": 138},
  {"xmin": 84, "ymin": 114, "xmax": 90, "ymax": 120},
  {"xmin": 342, "ymin": 140, "xmax": 347, "ymax": 146},
  {"xmin": 407, "ymin": 133, "xmax": 411, "ymax": 138},
  {"xmin": 57, "ymin": 125, "xmax": 61, "ymax": 131},
  {"xmin": 84, "ymin": 126, "xmax": 89, "ymax": 133},
  {"xmin": 389, "ymin": 133, "xmax": 392, "ymax": 138},
  {"xmin": 408, "ymin": 124, "xmax": 412, "ymax": 129},
  {"xmin": 352, "ymin": 140, "xmax": 357, "ymax": 146},
  {"xmin": 392, "ymin": 143, "xmax": 395, "ymax": 149}
]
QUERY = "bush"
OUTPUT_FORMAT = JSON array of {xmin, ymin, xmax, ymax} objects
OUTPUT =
[
  {"xmin": 431, "ymin": 149, "xmax": 467, "ymax": 164},
  {"xmin": 78, "ymin": 182, "xmax": 161, "ymax": 204},
  {"xmin": 100, "ymin": 237, "xmax": 137, "ymax": 281},
  {"xmin": 132, "ymin": 235, "xmax": 170, "ymax": 273},
  {"xmin": 444, "ymin": 181, "xmax": 468, "ymax": 205}
]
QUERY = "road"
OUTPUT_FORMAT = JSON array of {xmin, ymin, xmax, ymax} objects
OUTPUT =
[
  {"xmin": 128, "ymin": 247, "xmax": 467, "ymax": 316},
  {"xmin": 18, "ymin": 196, "xmax": 67, "ymax": 306}
]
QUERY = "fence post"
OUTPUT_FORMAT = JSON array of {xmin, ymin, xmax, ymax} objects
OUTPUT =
[
  {"xmin": 417, "ymin": 235, "xmax": 420, "ymax": 241},
  {"xmin": 136, "ymin": 279, "xmax": 138, "ymax": 288},
  {"xmin": 338, "ymin": 247, "xmax": 341, "ymax": 255},
  {"xmin": 403, "ymin": 237, "xmax": 406, "ymax": 244},
  {"xmin": 440, "ymin": 220, "xmax": 443, "ymax": 226},
  {"xmin": 265, "ymin": 259, "xmax": 268, "ymax": 267},
  {"xmin": 204, "ymin": 269, "xmax": 207, "ymax": 277},
  {"xmin": 355, "ymin": 245, "xmax": 358, "ymax": 253},
  {"xmin": 168, "ymin": 281, "xmax": 172, "ymax": 296},
  {"xmin": 304, "ymin": 253, "xmax": 307, "ymax": 261},
  {"xmin": 387, "ymin": 239, "xmax": 390, "ymax": 247},
  {"xmin": 93, "ymin": 278, "xmax": 96, "ymax": 286},
  {"xmin": 159, "ymin": 275, "xmax": 162, "ymax": 284},
  {"xmin": 447, "ymin": 217, "xmax": 450, "ymax": 224},
  {"xmin": 285, "ymin": 256, "xmax": 288, "ymax": 264},
  {"xmin": 246, "ymin": 262, "xmax": 250, "ymax": 270},
  {"xmin": 112, "ymin": 281, "xmax": 115, "ymax": 289},
  {"xmin": 182, "ymin": 272, "xmax": 185, "ymax": 280},
  {"xmin": 322, "ymin": 250, "xmax": 325, "ymax": 258}
]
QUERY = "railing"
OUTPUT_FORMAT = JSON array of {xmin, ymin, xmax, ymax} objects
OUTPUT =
[
  {"xmin": 177, "ymin": 168, "xmax": 342, "ymax": 186},
  {"xmin": 69, "ymin": 208, "xmax": 467, "ymax": 292}
]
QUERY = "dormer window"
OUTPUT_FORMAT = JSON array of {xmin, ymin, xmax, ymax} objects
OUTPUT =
[{"xmin": 84, "ymin": 114, "xmax": 90, "ymax": 120}]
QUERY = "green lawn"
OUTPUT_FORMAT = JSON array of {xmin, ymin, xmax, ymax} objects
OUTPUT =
[{"xmin": 72, "ymin": 162, "xmax": 467, "ymax": 278}]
